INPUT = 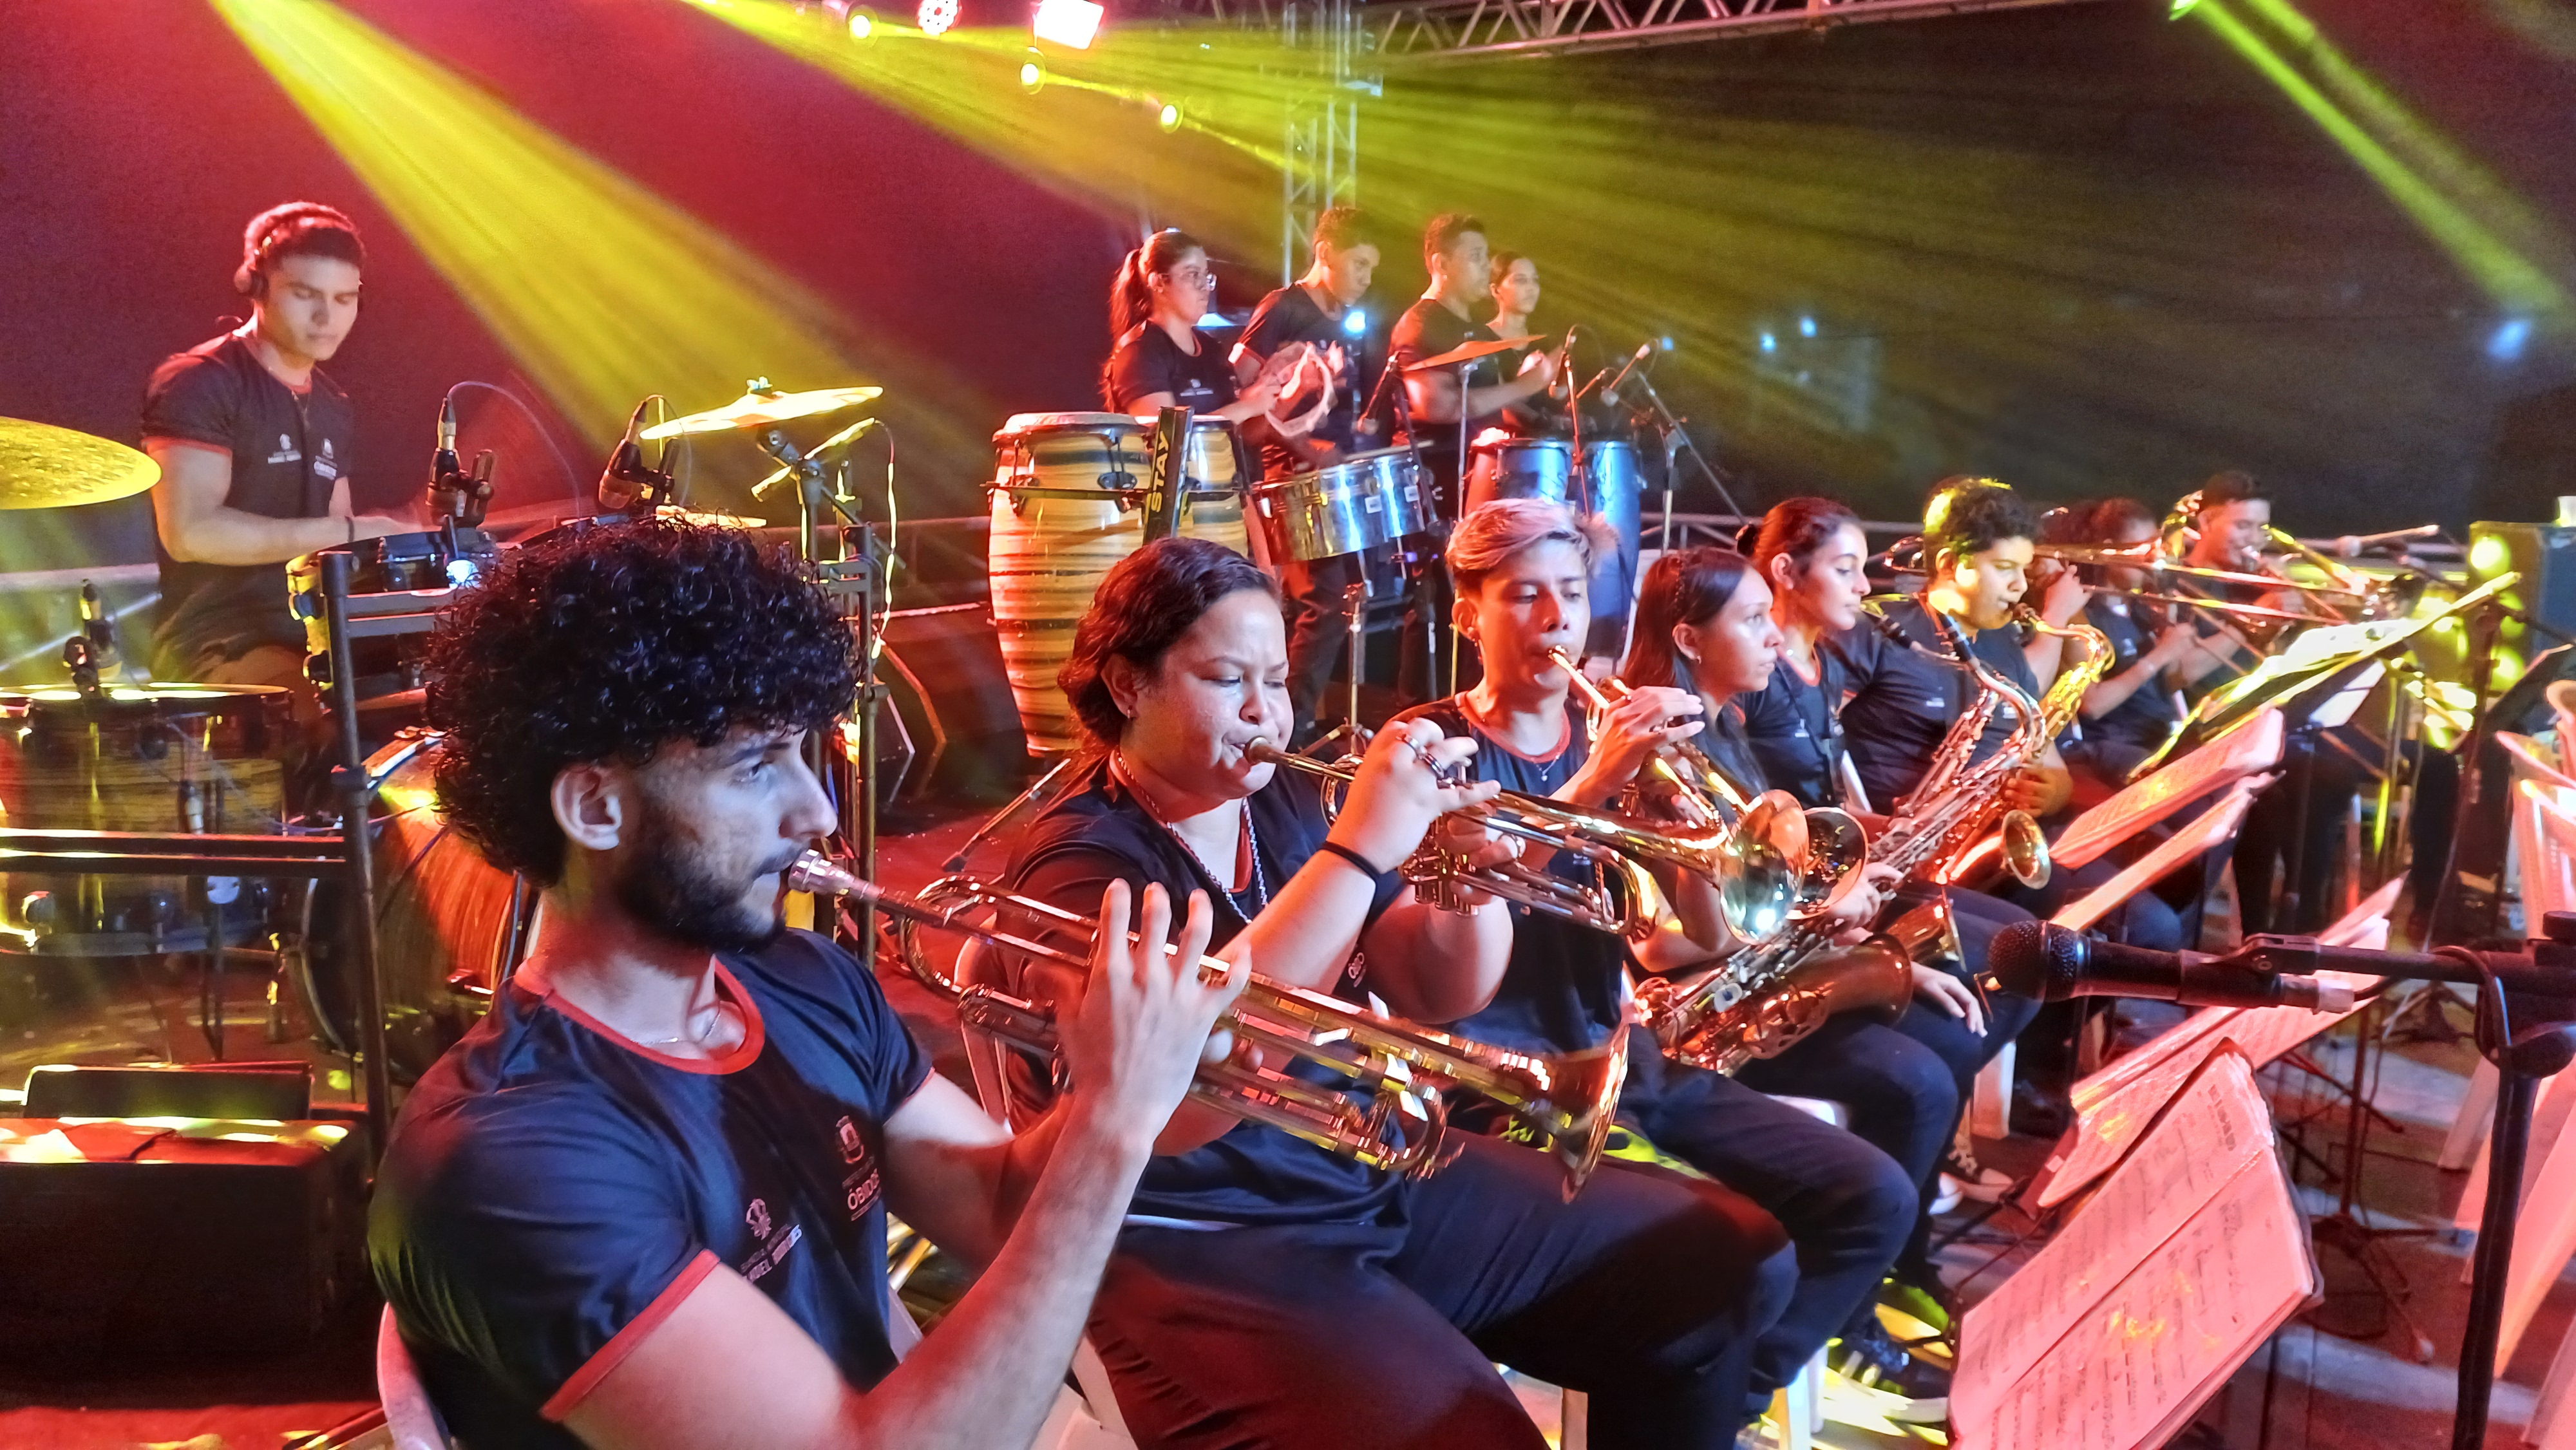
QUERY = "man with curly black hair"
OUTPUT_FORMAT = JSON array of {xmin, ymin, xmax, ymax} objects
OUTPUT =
[{"xmin": 369, "ymin": 521, "xmax": 1250, "ymax": 1450}]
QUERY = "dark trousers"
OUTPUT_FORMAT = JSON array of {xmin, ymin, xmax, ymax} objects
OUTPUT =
[
  {"xmin": 1651, "ymin": 1028, "xmax": 1929, "ymax": 1376},
  {"xmin": 1282, "ymin": 551, "xmax": 1367, "ymax": 745},
  {"xmin": 1086, "ymin": 1134, "xmax": 1798, "ymax": 1450},
  {"xmin": 2233, "ymin": 728, "xmax": 2368, "ymax": 936}
]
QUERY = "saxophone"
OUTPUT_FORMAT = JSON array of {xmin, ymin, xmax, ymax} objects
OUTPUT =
[{"xmin": 1636, "ymin": 597, "xmax": 2112, "ymax": 1073}]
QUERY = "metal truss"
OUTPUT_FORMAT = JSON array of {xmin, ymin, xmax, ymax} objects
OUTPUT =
[{"xmin": 1363, "ymin": 0, "xmax": 2097, "ymax": 62}]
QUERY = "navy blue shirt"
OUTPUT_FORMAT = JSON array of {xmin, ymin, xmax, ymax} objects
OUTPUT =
[
  {"xmin": 1395, "ymin": 699, "xmax": 1630, "ymax": 1061},
  {"xmin": 1738, "ymin": 648, "xmax": 1852, "ymax": 811},
  {"xmin": 370, "ymin": 932, "xmax": 931, "ymax": 1449},
  {"xmin": 2081, "ymin": 594, "xmax": 2180, "ymax": 751},
  {"xmin": 1833, "ymin": 596, "xmax": 2041, "ymax": 813},
  {"xmin": 1008, "ymin": 758, "xmax": 1406, "ymax": 1227}
]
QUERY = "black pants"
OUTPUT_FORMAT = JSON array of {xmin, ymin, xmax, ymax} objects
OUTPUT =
[
  {"xmin": 1629, "ymin": 1030, "xmax": 1920, "ymax": 1395},
  {"xmin": 1086, "ymin": 1135, "xmax": 1797, "ymax": 1450},
  {"xmin": 1282, "ymin": 551, "xmax": 1368, "ymax": 744},
  {"xmin": 2233, "ymin": 728, "xmax": 2369, "ymax": 936}
]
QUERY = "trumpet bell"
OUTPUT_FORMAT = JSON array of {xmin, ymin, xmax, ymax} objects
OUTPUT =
[
  {"xmin": 2000, "ymin": 810, "xmax": 2051, "ymax": 889},
  {"xmin": 1530, "ymin": 1039, "xmax": 1629, "ymax": 1201}
]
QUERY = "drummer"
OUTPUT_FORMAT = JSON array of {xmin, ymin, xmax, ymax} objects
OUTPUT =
[
  {"xmin": 1482, "ymin": 252, "xmax": 1569, "ymax": 438},
  {"xmin": 1231, "ymin": 205, "xmax": 1387, "ymax": 739},
  {"xmin": 1102, "ymin": 227, "xmax": 1280, "ymax": 427},
  {"xmin": 142, "ymin": 201, "xmax": 413, "ymax": 706},
  {"xmin": 1388, "ymin": 214, "xmax": 1558, "ymax": 502}
]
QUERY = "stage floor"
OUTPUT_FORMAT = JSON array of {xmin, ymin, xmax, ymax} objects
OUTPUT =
[{"xmin": 1, "ymin": 804, "xmax": 2566, "ymax": 1450}]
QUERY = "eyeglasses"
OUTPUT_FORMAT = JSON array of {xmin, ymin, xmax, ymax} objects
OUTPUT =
[{"xmin": 1166, "ymin": 269, "xmax": 1214, "ymax": 291}]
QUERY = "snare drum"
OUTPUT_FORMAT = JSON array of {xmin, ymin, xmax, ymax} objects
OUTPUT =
[
  {"xmin": 987, "ymin": 413, "xmax": 1251, "ymax": 755},
  {"xmin": 1251, "ymin": 449, "xmax": 1434, "ymax": 563},
  {"xmin": 1465, "ymin": 437, "xmax": 1646, "ymax": 647},
  {"xmin": 0, "ymin": 684, "xmax": 293, "ymax": 954}
]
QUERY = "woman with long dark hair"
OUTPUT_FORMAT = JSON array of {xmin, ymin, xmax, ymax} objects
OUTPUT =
[
  {"xmin": 1101, "ymin": 228, "xmax": 1280, "ymax": 424},
  {"xmin": 1001, "ymin": 535, "xmax": 1798, "ymax": 1450}
]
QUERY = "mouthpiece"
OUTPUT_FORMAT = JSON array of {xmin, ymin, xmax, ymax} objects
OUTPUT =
[{"xmin": 785, "ymin": 849, "xmax": 864, "ymax": 899}]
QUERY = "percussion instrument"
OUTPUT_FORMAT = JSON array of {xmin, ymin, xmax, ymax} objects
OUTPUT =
[
  {"xmin": 290, "ymin": 732, "xmax": 529, "ymax": 1082},
  {"xmin": 639, "ymin": 380, "xmax": 884, "ymax": 440},
  {"xmin": 0, "ymin": 419, "xmax": 158, "ymax": 511},
  {"xmin": 1251, "ymin": 448, "xmax": 1434, "ymax": 563},
  {"xmin": 1403, "ymin": 336, "xmax": 1544, "ymax": 373},
  {"xmin": 287, "ymin": 527, "xmax": 502, "ymax": 702},
  {"xmin": 987, "ymin": 413, "xmax": 1251, "ymax": 755},
  {"xmin": 0, "ymin": 684, "xmax": 293, "ymax": 955},
  {"xmin": 1464, "ymin": 437, "xmax": 1645, "ymax": 639}
]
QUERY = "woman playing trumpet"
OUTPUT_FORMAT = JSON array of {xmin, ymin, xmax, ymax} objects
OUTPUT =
[
  {"xmin": 1001, "ymin": 536, "xmax": 1797, "ymax": 1450},
  {"xmin": 1391, "ymin": 499, "xmax": 1922, "ymax": 1428}
]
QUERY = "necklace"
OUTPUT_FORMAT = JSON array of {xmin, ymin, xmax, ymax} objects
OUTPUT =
[
  {"xmin": 638, "ymin": 997, "xmax": 739, "ymax": 1050},
  {"xmin": 1113, "ymin": 754, "xmax": 1269, "ymax": 921}
]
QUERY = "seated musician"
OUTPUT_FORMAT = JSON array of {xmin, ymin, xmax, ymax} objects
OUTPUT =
[
  {"xmin": 142, "ymin": 202, "xmax": 412, "ymax": 702},
  {"xmin": 1628, "ymin": 533, "xmax": 2030, "ymax": 1350},
  {"xmin": 1390, "ymin": 500, "xmax": 1926, "ymax": 1419},
  {"xmin": 1005, "ymin": 535, "xmax": 1797, "ymax": 1450},
  {"xmin": 369, "ymin": 522, "xmax": 1248, "ymax": 1450},
  {"xmin": 1101, "ymin": 227, "xmax": 1280, "ymax": 428},
  {"xmin": 1233, "ymin": 204, "xmax": 1384, "ymax": 739},
  {"xmin": 2048, "ymin": 498, "xmax": 2207, "ymax": 798}
]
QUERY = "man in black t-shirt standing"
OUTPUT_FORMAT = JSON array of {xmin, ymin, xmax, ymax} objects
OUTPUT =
[
  {"xmin": 140, "ymin": 202, "xmax": 412, "ymax": 698},
  {"xmin": 1232, "ymin": 205, "xmax": 1387, "ymax": 739},
  {"xmin": 370, "ymin": 522, "xmax": 1244, "ymax": 1449}
]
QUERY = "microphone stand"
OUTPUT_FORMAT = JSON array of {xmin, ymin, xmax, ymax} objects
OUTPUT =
[{"xmin": 1625, "ymin": 365, "xmax": 1746, "ymax": 529}]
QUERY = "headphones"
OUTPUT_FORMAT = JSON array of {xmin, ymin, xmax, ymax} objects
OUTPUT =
[{"xmin": 233, "ymin": 202, "xmax": 358, "ymax": 299}]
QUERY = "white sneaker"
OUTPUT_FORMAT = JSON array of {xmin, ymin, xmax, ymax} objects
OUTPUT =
[{"xmin": 1930, "ymin": 1174, "xmax": 1964, "ymax": 1216}]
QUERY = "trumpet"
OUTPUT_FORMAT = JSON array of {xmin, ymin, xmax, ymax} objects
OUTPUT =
[
  {"xmin": 1547, "ymin": 647, "xmax": 1871, "ymax": 919},
  {"xmin": 1244, "ymin": 739, "xmax": 1803, "ymax": 947},
  {"xmin": 790, "ymin": 852, "xmax": 1626, "ymax": 1198}
]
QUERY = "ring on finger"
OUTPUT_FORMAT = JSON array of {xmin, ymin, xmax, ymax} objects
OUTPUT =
[{"xmin": 1195, "ymin": 958, "xmax": 1232, "ymax": 987}]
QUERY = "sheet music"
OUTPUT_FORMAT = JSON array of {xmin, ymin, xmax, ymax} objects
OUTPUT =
[
  {"xmin": 1958, "ymin": 1151, "xmax": 2317, "ymax": 1450},
  {"xmin": 2052, "ymin": 782, "xmax": 2259, "ymax": 934},
  {"xmin": 2052, "ymin": 708, "xmax": 2283, "ymax": 872},
  {"xmin": 1958, "ymin": 1050, "xmax": 2277, "ymax": 1426}
]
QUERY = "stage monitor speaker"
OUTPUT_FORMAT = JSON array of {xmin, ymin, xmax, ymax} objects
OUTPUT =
[
  {"xmin": 875, "ymin": 603, "xmax": 1028, "ymax": 807},
  {"xmin": 0, "ymin": 1117, "xmax": 366, "ymax": 1360}
]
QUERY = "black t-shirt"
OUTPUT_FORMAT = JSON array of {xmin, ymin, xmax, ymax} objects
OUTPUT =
[
  {"xmin": 1104, "ymin": 322, "xmax": 1240, "ymax": 417},
  {"xmin": 1394, "ymin": 699, "xmax": 1629, "ymax": 1060},
  {"xmin": 2081, "ymin": 594, "xmax": 2180, "ymax": 751},
  {"xmin": 1737, "ymin": 649, "xmax": 1853, "ymax": 810},
  {"xmin": 1006, "ymin": 758, "xmax": 1407, "ymax": 1227},
  {"xmin": 1387, "ymin": 299, "xmax": 1503, "ymax": 494},
  {"xmin": 1236, "ymin": 284, "xmax": 1366, "ymax": 479},
  {"xmin": 370, "ymin": 931, "xmax": 932, "ymax": 1449},
  {"xmin": 140, "ymin": 332, "xmax": 354, "ymax": 672},
  {"xmin": 1833, "ymin": 596, "xmax": 2041, "ymax": 813}
]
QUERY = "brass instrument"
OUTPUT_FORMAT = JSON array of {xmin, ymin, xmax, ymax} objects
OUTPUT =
[
  {"xmin": 791, "ymin": 852, "xmax": 1627, "ymax": 1196},
  {"xmin": 1244, "ymin": 739, "xmax": 1805, "ymax": 946},
  {"xmin": 1548, "ymin": 647, "xmax": 1871, "ymax": 919},
  {"xmin": 2028, "ymin": 540, "xmax": 2344, "ymax": 626}
]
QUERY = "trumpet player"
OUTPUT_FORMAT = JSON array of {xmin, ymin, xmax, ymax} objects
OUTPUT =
[
  {"xmin": 370, "ymin": 522, "xmax": 1253, "ymax": 1450},
  {"xmin": 1002, "ymin": 536, "xmax": 1799, "ymax": 1450},
  {"xmin": 1393, "ymin": 499, "xmax": 1924, "ymax": 1428}
]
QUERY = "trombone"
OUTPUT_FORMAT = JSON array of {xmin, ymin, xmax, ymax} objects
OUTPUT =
[
  {"xmin": 1547, "ymin": 647, "xmax": 1871, "ymax": 919},
  {"xmin": 1243, "ymin": 739, "xmax": 1804, "ymax": 947},
  {"xmin": 2027, "ymin": 540, "xmax": 2347, "ymax": 626},
  {"xmin": 791, "ymin": 852, "xmax": 1627, "ymax": 1198}
]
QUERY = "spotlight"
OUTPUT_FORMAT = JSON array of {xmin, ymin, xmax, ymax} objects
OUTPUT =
[
  {"xmin": 917, "ymin": 0, "xmax": 958, "ymax": 37},
  {"xmin": 1758, "ymin": 330, "xmax": 1777, "ymax": 353},
  {"xmin": 1032, "ymin": 0, "xmax": 1103, "ymax": 48},
  {"xmin": 1019, "ymin": 51, "xmax": 1046, "ymax": 93},
  {"xmin": 1157, "ymin": 100, "xmax": 1182, "ymax": 133},
  {"xmin": 822, "ymin": 1, "xmax": 875, "ymax": 37},
  {"xmin": 2168, "ymin": 0, "xmax": 2201, "ymax": 17},
  {"xmin": 847, "ymin": 9, "xmax": 873, "ymax": 39}
]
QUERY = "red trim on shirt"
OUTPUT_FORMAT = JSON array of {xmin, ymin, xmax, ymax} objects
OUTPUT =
[
  {"xmin": 530, "ymin": 964, "xmax": 766, "ymax": 1075},
  {"xmin": 540, "ymin": 1249, "xmax": 721, "ymax": 1421},
  {"xmin": 1468, "ymin": 702, "xmax": 1575, "ymax": 767},
  {"xmin": 142, "ymin": 437, "xmax": 233, "ymax": 460}
]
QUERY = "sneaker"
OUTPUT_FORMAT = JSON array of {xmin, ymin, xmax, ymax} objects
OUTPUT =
[
  {"xmin": 2011, "ymin": 1078, "xmax": 2072, "ymax": 1138},
  {"xmin": 1929, "ymin": 1173, "xmax": 1964, "ymax": 1216},
  {"xmin": 1734, "ymin": 1418, "xmax": 1785, "ymax": 1450},
  {"xmin": 1832, "ymin": 1314, "xmax": 1953, "ymax": 1404},
  {"xmin": 1944, "ymin": 1145, "xmax": 2015, "ymax": 1203}
]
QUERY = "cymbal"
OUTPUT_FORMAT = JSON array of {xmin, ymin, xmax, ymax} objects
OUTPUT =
[
  {"xmin": 0, "ymin": 419, "xmax": 158, "ymax": 510},
  {"xmin": 1403, "ymin": 335, "xmax": 1544, "ymax": 373},
  {"xmin": 639, "ymin": 380, "xmax": 884, "ymax": 440}
]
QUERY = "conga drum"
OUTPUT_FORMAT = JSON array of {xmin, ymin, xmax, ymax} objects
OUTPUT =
[
  {"xmin": 0, "ymin": 684, "xmax": 292, "ymax": 955},
  {"xmin": 987, "ymin": 413, "xmax": 1251, "ymax": 755}
]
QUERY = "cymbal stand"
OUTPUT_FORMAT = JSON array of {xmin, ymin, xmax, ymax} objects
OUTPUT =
[
  {"xmin": 320, "ymin": 552, "xmax": 393, "ymax": 1156},
  {"xmin": 1627, "ymin": 368, "xmax": 1745, "ymax": 524},
  {"xmin": 1448, "ymin": 354, "xmax": 1475, "ymax": 697}
]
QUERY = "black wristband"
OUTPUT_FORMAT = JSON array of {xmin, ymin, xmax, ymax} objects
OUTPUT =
[{"xmin": 1316, "ymin": 839, "xmax": 1394, "ymax": 883}]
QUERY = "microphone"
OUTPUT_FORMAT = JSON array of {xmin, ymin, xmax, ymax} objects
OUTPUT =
[
  {"xmin": 1989, "ymin": 921, "xmax": 2360, "ymax": 1013},
  {"xmin": 430, "ymin": 395, "xmax": 460, "ymax": 489},
  {"xmin": 424, "ymin": 394, "xmax": 493, "ymax": 527},
  {"xmin": 752, "ymin": 417, "xmax": 880, "ymax": 501},
  {"xmin": 1597, "ymin": 341, "xmax": 1653, "ymax": 406},
  {"xmin": 2324, "ymin": 524, "xmax": 2441, "ymax": 558},
  {"xmin": 598, "ymin": 397, "xmax": 670, "ymax": 513}
]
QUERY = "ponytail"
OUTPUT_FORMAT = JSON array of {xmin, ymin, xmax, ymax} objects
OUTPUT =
[{"xmin": 1100, "ymin": 228, "xmax": 1205, "ymax": 406}]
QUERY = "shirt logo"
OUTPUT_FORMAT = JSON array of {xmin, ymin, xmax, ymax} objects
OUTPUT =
[
  {"xmin": 836, "ymin": 1115, "xmax": 884, "ymax": 1222},
  {"xmin": 745, "ymin": 1198, "xmax": 772, "ymax": 1241},
  {"xmin": 836, "ymin": 1115, "xmax": 865, "ymax": 1164},
  {"xmin": 267, "ymin": 431, "xmax": 302, "ymax": 466}
]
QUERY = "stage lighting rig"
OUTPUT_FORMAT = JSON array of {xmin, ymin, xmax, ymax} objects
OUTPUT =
[
  {"xmin": 1019, "ymin": 50, "xmax": 1047, "ymax": 92},
  {"xmin": 918, "ymin": 0, "xmax": 959, "ymax": 37}
]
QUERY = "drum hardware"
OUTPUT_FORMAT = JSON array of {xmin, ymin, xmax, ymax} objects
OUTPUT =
[
  {"xmin": 426, "ymin": 396, "xmax": 496, "ymax": 530},
  {"xmin": 1143, "ymin": 404, "xmax": 1195, "ymax": 544},
  {"xmin": 637, "ymin": 378, "xmax": 884, "ymax": 440},
  {"xmin": 0, "ymin": 418, "xmax": 159, "ymax": 510},
  {"xmin": 1249, "ymin": 449, "xmax": 1435, "ymax": 564}
]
